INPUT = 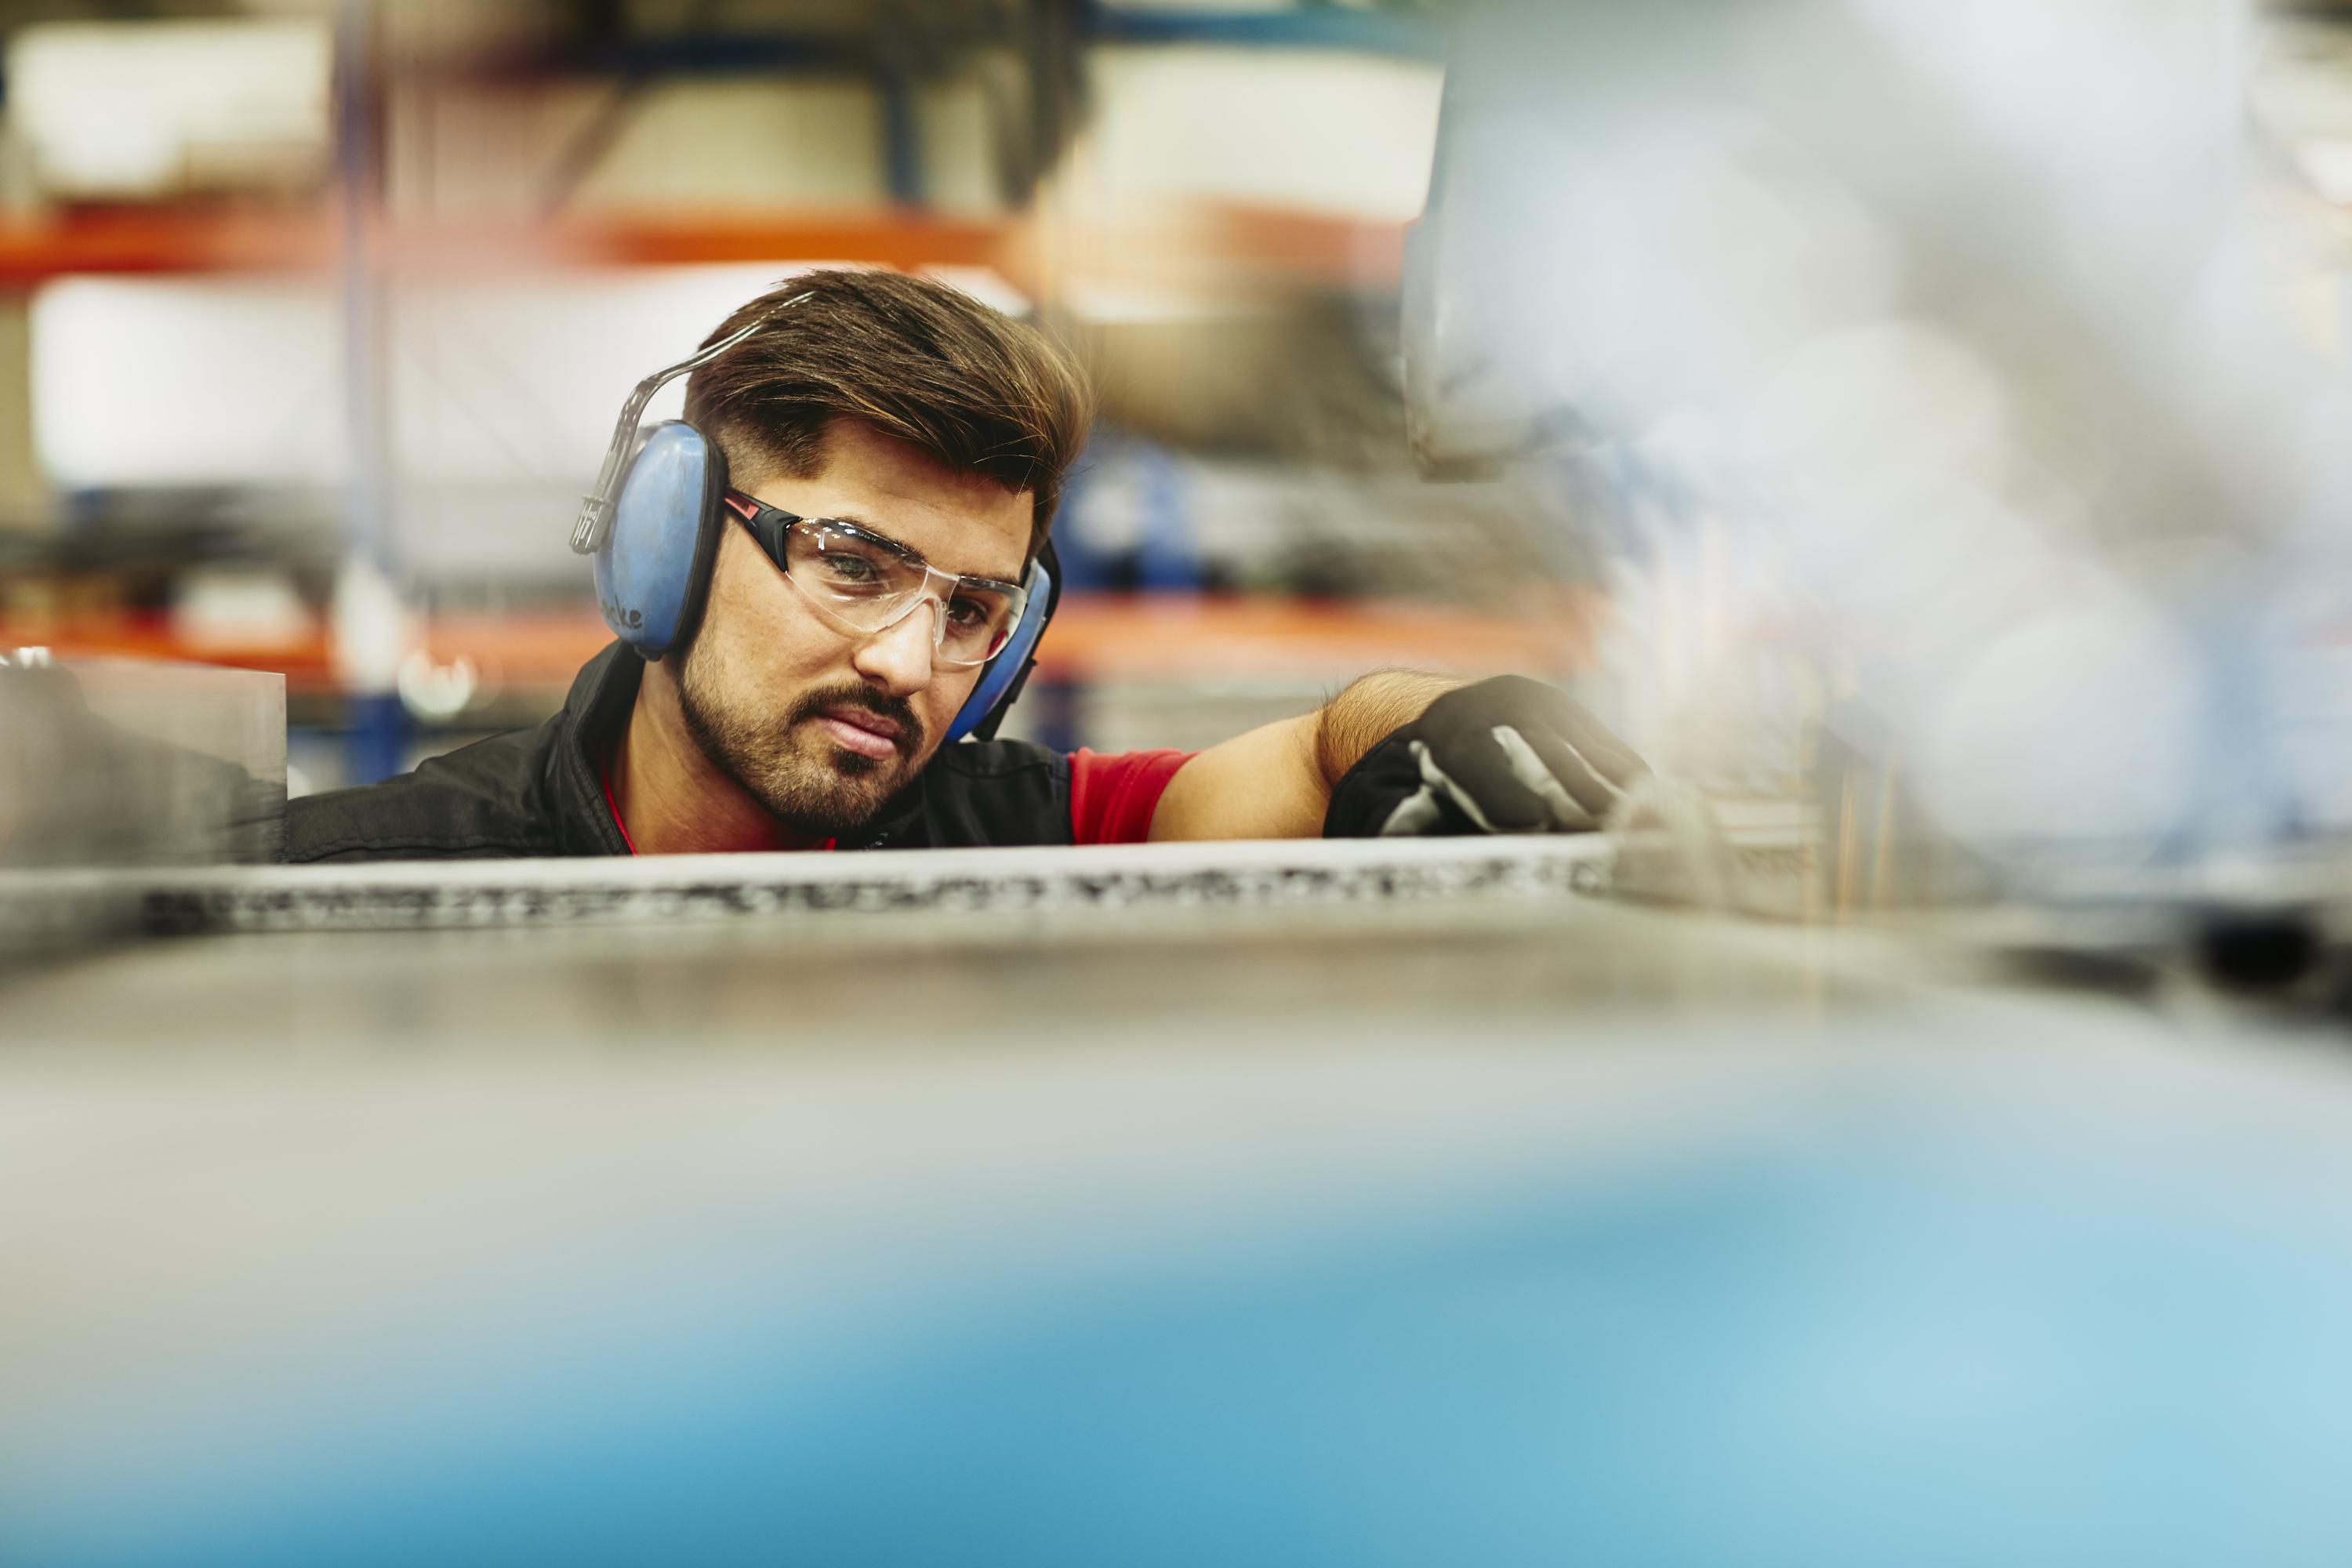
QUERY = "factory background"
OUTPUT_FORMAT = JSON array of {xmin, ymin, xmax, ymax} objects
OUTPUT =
[{"xmin": 0, "ymin": 0, "xmax": 1620, "ymax": 796}]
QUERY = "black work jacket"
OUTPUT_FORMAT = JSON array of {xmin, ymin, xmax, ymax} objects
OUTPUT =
[{"xmin": 284, "ymin": 643, "xmax": 1073, "ymax": 863}]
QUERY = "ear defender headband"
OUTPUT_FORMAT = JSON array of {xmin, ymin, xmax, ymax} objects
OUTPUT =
[{"xmin": 568, "ymin": 292, "xmax": 1058, "ymax": 745}]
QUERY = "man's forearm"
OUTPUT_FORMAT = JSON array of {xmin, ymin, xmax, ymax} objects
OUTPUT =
[
  {"xmin": 1312, "ymin": 670, "xmax": 1465, "ymax": 788},
  {"xmin": 1155, "ymin": 668, "xmax": 1645, "ymax": 842},
  {"xmin": 1148, "ymin": 670, "xmax": 1464, "ymax": 841}
]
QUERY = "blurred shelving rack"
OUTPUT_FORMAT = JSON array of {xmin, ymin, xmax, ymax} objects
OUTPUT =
[{"xmin": 0, "ymin": 1, "xmax": 1454, "ymax": 782}]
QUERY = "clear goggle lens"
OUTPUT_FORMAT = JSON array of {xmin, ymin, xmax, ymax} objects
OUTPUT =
[{"xmin": 781, "ymin": 520, "xmax": 1023, "ymax": 669}]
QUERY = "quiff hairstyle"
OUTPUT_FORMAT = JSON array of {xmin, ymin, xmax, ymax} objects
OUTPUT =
[{"xmin": 681, "ymin": 268, "xmax": 1092, "ymax": 554}]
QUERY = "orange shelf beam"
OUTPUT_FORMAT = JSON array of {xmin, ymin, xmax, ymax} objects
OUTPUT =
[
  {"xmin": 0, "ymin": 208, "xmax": 1020, "ymax": 286},
  {"xmin": 0, "ymin": 210, "xmax": 332, "ymax": 282},
  {"xmin": 1035, "ymin": 594, "xmax": 1588, "ymax": 681},
  {"xmin": 0, "ymin": 202, "xmax": 1399, "ymax": 291},
  {"xmin": 5, "ymin": 594, "xmax": 1593, "ymax": 700}
]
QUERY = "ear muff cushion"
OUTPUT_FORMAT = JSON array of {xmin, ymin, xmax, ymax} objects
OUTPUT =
[
  {"xmin": 950, "ymin": 536, "xmax": 1062, "ymax": 744},
  {"xmin": 593, "ymin": 421, "xmax": 728, "ymax": 659},
  {"xmin": 667, "ymin": 429, "xmax": 728, "ymax": 659}
]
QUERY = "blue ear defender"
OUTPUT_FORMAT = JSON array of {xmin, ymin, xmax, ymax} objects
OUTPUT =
[
  {"xmin": 946, "ymin": 543, "xmax": 1057, "ymax": 744},
  {"xmin": 591, "ymin": 420, "xmax": 727, "ymax": 660},
  {"xmin": 571, "ymin": 293, "xmax": 1058, "ymax": 742}
]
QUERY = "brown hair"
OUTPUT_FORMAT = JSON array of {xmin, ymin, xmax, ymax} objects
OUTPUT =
[{"xmin": 682, "ymin": 268, "xmax": 1091, "ymax": 553}]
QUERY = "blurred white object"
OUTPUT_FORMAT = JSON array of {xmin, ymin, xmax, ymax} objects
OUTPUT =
[
  {"xmin": 1409, "ymin": 0, "xmax": 2352, "ymax": 870},
  {"xmin": 395, "ymin": 650, "xmax": 478, "ymax": 723},
  {"xmin": 30, "ymin": 263, "xmax": 813, "ymax": 491},
  {"xmin": 1070, "ymin": 46, "xmax": 1442, "ymax": 223},
  {"xmin": 329, "ymin": 557, "xmax": 415, "ymax": 699},
  {"xmin": 31, "ymin": 277, "xmax": 344, "ymax": 489},
  {"xmin": 1915, "ymin": 598, "xmax": 2209, "ymax": 851},
  {"xmin": 169, "ymin": 570, "xmax": 315, "ymax": 655},
  {"xmin": 6, "ymin": 20, "xmax": 330, "ymax": 201}
]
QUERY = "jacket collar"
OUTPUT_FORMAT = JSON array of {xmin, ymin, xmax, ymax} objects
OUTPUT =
[{"xmin": 552, "ymin": 642, "xmax": 643, "ymax": 856}]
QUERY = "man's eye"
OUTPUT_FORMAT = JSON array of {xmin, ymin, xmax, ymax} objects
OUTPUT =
[
  {"xmin": 820, "ymin": 552, "xmax": 880, "ymax": 583},
  {"xmin": 946, "ymin": 597, "xmax": 989, "ymax": 628}
]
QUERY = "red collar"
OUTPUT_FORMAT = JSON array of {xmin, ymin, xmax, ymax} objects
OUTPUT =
[{"xmin": 600, "ymin": 758, "xmax": 639, "ymax": 855}]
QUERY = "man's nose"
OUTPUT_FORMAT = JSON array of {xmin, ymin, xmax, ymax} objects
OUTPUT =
[{"xmin": 848, "ymin": 599, "xmax": 938, "ymax": 695}]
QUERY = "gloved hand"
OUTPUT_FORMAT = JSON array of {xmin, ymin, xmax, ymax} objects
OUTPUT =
[{"xmin": 1323, "ymin": 675, "xmax": 1650, "ymax": 838}]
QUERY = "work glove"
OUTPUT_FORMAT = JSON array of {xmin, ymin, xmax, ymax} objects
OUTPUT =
[{"xmin": 1323, "ymin": 675, "xmax": 1650, "ymax": 838}]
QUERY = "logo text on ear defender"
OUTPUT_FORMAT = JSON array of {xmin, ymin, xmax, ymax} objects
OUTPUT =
[{"xmin": 601, "ymin": 601, "xmax": 644, "ymax": 629}]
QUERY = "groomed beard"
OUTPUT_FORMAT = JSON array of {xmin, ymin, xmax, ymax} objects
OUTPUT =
[{"xmin": 676, "ymin": 638, "xmax": 926, "ymax": 840}]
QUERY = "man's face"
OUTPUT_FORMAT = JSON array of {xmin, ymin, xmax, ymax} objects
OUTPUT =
[{"xmin": 675, "ymin": 419, "xmax": 1033, "ymax": 839}]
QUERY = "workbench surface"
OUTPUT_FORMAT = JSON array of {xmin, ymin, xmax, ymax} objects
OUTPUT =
[{"xmin": 9, "ymin": 859, "xmax": 2352, "ymax": 1567}]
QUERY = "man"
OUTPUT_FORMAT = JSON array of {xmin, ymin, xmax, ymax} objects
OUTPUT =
[{"xmin": 287, "ymin": 270, "xmax": 1644, "ymax": 863}]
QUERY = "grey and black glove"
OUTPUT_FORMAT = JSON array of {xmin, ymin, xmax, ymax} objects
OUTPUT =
[{"xmin": 1323, "ymin": 675, "xmax": 1650, "ymax": 838}]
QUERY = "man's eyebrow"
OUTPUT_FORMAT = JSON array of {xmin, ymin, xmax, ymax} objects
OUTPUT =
[
  {"xmin": 817, "ymin": 512, "xmax": 913, "ymax": 554},
  {"xmin": 822, "ymin": 512, "xmax": 1023, "ymax": 585}
]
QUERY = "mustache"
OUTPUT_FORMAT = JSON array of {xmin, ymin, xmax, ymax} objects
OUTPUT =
[{"xmin": 786, "ymin": 682, "xmax": 924, "ymax": 757}]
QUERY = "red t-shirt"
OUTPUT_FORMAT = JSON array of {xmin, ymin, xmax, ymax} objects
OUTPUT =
[
  {"xmin": 1066, "ymin": 747, "xmax": 1194, "ymax": 845},
  {"xmin": 604, "ymin": 747, "xmax": 1194, "ymax": 853}
]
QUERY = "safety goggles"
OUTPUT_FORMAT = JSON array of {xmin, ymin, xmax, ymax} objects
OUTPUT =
[{"xmin": 724, "ymin": 491, "xmax": 1030, "ymax": 670}]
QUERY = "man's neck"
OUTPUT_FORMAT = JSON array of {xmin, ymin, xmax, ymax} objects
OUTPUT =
[{"xmin": 611, "ymin": 663, "xmax": 822, "ymax": 855}]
